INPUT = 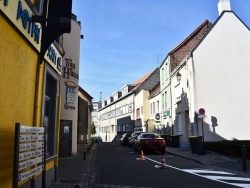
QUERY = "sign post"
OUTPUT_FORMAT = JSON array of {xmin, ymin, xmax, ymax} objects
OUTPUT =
[
  {"xmin": 198, "ymin": 108, "xmax": 205, "ymax": 143},
  {"xmin": 13, "ymin": 123, "xmax": 46, "ymax": 188}
]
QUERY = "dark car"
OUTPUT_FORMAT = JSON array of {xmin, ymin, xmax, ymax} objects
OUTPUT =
[
  {"xmin": 120, "ymin": 133, "xmax": 132, "ymax": 145},
  {"xmin": 133, "ymin": 133, "xmax": 166, "ymax": 154},
  {"xmin": 91, "ymin": 136, "xmax": 102, "ymax": 143},
  {"xmin": 127, "ymin": 132, "xmax": 142, "ymax": 147}
]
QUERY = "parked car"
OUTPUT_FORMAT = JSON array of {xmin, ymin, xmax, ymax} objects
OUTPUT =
[
  {"xmin": 128, "ymin": 132, "xmax": 143, "ymax": 147},
  {"xmin": 133, "ymin": 133, "xmax": 166, "ymax": 154},
  {"xmin": 91, "ymin": 136, "xmax": 102, "ymax": 143},
  {"xmin": 120, "ymin": 133, "xmax": 132, "ymax": 145}
]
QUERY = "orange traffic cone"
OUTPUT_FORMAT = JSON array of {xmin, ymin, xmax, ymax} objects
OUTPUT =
[
  {"xmin": 160, "ymin": 156, "xmax": 167, "ymax": 168},
  {"xmin": 155, "ymin": 156, "xmax": 167, "ymax": 169},
  {"xmin": 136, "ymin": 150, "xmax": 145, "ymax": 160}
]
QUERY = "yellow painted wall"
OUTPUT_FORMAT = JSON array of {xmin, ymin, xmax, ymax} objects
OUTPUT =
[{"xmin": 0, "ymin": 13, "xmax": 44, "ymax": 187}]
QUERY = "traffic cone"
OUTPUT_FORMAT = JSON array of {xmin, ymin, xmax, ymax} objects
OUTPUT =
[
  {"xmin": 160, "ymin": 156, "xmax": 167, "ymax": 168},
  {"xmin": 136, "ymin": 150, "xmax": 145, "ymax": 160},
  {"xmin": 155, "ymin": 156, "xmax": 167, "ymax": 169}
]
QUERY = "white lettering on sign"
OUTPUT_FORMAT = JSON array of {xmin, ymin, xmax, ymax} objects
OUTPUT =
[
  {"xmin": 18, "ymin": 156, "xmax": 44, "ymax": 170},
  {"xmin": 20, "ymin": 126, "xmax": 44, "ymax": 133},
  {"xmin": 19, "ymin": 142, "xmax": 44, "ymax": 152},
  {"xmin": 19, "ymin": 134, "xmax": 44, "ymax": 142},
  {"xmin": 19, "ymin": 149, "xmax": 44, "ymax": 161},
  {"xmin": 18, "ymin": 165, "xmax": 44, "ymax": 182}
]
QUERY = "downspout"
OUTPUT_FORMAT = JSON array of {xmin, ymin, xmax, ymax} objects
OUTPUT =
[
  {"xmin": 31, "ymin": 57, "xmax": 43, "ymax": 188},
  {"xmin": 55, "ymin": 94, "xmax": 61, "ymax": 181},
  {"xmin": 169, "ymin": 77, "xmax": 173, "ymax": 135}
]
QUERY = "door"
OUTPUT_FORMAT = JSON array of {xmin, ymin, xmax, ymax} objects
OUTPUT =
[{"xmin": 59, "ymin": 120, "xmax": 72, "ymax": 157}]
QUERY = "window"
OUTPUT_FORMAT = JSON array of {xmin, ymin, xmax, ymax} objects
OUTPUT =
[
  {"xmin": 44, "ymin": 72, "xmax": 57, "ymax": 157},
  {"xmin": 162, "ymin": 93, "xmax": 165, "ymax": 109},
  {"xmin": 165, "ymin": 63, "xmax": 168, "ymax": 79},
  {"xmin": 161, "ymin": 68, "xmax": 164, "ymax": 83},
  {"xmin": 136, "ymin": 108, "xmax": 140, "ymax": 119},
  {"xmin": 175, "ymin": 84, "xmax": 182, "ymax": 103},
  {"xmin": 153, "ymin": 102, "xmax": 155, "ymax": 114},
  {"xmin": 176, "ymin": 113, "xmax": 182, "ymax": 134},
  {"xmin": 156, "ymin": 100, "xmax": 159, "ymax": 113},
  {"xmin": 165, "ymin": 91, "xmax": 167, "ymax": 109},
  {"xmin": 34, "ymin": 0, "xmax": 43, "ymax": 14}
]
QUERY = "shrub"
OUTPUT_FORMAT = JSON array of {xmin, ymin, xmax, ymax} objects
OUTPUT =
[{"xmin": 204, "ymin": 140, "xmax": 250, "ymax": 159}]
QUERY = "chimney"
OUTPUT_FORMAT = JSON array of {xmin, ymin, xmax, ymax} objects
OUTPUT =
[{"xmin": 218, "ymin": 0, "xmax": 231, "ymax": 15}]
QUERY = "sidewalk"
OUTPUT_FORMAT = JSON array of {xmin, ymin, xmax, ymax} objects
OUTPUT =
[
  {"xmin": 48, "ymin": 143, "xmax": 97, "ymax": 188},
  {"xmin": 165, "ymin": 146, "xmax": 250, "ymax": 177}
]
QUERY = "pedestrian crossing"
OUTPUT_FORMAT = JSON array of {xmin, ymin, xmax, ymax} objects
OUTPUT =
[{"xmin": 183, "ymin": 169, "xmax": 250, "ymax": 188}]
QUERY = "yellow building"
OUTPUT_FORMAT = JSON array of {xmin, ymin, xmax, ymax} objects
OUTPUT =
[{"xmin": 0, "ymin": 0, "xmax": 64, "ymax": 187}]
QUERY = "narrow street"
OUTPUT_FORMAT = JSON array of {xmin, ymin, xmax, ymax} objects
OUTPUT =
[{"xmin": 92, "ymin": 143, "xmax": 241, "ymax": 188}]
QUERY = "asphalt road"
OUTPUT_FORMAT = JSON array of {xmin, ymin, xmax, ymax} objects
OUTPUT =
[{"xmin": 92, "ymin": 142, "xmax": 241, "ymax": 188}]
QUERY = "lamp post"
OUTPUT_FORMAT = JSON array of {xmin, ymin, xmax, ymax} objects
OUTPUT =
[{"xmin": 176, "ymin": 72, "xmax": 182, "ymax": 82}]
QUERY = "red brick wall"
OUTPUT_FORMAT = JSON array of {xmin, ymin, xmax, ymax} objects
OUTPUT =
[{"xmin": 170, "ymin": 22, "xmax": 212, "ymax": 72}]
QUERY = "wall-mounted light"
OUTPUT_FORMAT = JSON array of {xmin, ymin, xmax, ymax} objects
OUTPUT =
[
  {"xmin": 176, "ymin": 72, "xmax": 182, "ymax": 82},
  {"xmin": 80, "ymin": 35, "xmax": 84, "ymax": 39}
]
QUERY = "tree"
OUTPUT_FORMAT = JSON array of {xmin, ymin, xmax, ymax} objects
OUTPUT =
[{"xmin": 91, "ymin": 122, "xmax": 96, "ymax": 136}]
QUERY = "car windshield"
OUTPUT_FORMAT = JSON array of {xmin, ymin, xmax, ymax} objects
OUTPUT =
[{"xmin": 139, "ymin": 133, "xmax": 160, "ymax": 139}]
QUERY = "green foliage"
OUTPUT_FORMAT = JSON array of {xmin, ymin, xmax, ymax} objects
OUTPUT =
[
  {"xmin": 91, "ymin": 122, "xmax": 96, "ymax": 135},
  {"xmin": 204, "ymin": 140, "xmax": 250, "ymax": 159}
]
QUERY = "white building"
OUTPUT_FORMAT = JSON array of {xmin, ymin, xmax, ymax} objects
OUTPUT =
[
  {"xmin": 99, "ymin": 69, "xmax": 160, "ymax": 142},
  {"xmin": 59, "ymin": 14, "xmax": 82, "ymax": 156},
  {"xmin": 171, "ymin": 0, "xmax": 250, "ymax": 148},
  {"xmin": 159, "ymin": 20, "xmax": 212, "ymax": 148},
  {"xmin": 92, "ymin": 102, "xmax": 100, "ymax": 136},
  {"xmin": 148, "ymin": 83, "xmax": 163, "ymax": 134}
]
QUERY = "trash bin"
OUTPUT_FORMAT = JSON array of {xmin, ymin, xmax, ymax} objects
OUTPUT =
[
  {"xmin": 188, "ymin": 137, "xmax": 197, "ymax": 154},
  {"xmin": 195, "ymin": 136, "xmax": 205, "ymax": 155},
  {"xmin": 189, "ymin": 136, "xmax": 205, "ymax": 155},
  {"xmin": 169, "ymin": 135, "xmax": 179, "ymax": 148}
]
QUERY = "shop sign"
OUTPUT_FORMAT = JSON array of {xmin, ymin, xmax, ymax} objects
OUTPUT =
[
  {"xmin": 155, "ymin": 113, "xmax": 160, "ymax": 120},
  {"xmin": 63, "ymin": 58, "xmax": 79, "ymax": 80},
  {"xmin": 64, "ymin": 81, "xmax": 77, "ymax": 110},
  {"xmin": 1, "ymin": 0, "xmax": 62, "ymax": 75},
  {"xmin": 1, "ymin": 0, "xmax": 41, "ymax": 49},
  {"xmin": 163, "ymin": 109, "xmax": 171, "ymax": 118}
]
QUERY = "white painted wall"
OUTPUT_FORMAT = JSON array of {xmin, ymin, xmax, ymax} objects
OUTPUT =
[
  {"xmin": 60, "ymin": 18, "xmax": 81, "ymax": 156},
  {"xmin": 99, "ymin": 94, "xmax": 134, "ymax": 142},
  {"xmin": 191, "ymin": 12, "xmax": 250, "ymax": 141}
]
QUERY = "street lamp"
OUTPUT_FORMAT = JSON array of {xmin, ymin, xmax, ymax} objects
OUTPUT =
[{"xmin": 176, "ymin": 72, "xmax": 182, "ymax": 82}]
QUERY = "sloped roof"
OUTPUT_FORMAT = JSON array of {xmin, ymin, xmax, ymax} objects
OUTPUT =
[
  {"xmin": 162, "ymin": 19, "xmax": 212, "ymax": 72},
  {"xmin": 78, "ymin": 85, "xmax": 93, "ymax": 102},
  {"xmin": 149, "ymin": 82, "xmax": 160, "ymax": 99},
  {"xmin": 131, "ymin": 70, "xmax": 154, "ymax": 91},
  {"xmin": 169, "ymin": 20, "xmax": 212, "ymax": 55}
]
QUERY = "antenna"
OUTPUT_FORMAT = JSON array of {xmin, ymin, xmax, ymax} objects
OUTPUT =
[
  {"xmin": 100, "ymin": 91, "xmax": 102, "ymax": 102},
  {"xmin": 154, "ymin": 54, "xmax": 162, "ymax": 66}
]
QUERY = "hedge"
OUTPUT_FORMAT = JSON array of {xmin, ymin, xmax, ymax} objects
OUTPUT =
[{"xmin": 203, "ymin": 140, "xmax": 250, "ymax": 159}]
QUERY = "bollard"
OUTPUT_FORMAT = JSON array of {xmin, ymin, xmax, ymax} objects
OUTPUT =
[
  {"xmin": 83, "ymin": 151, "xmax": 87, "ymax": 160},
  {"xmin": 242, "ymin": 145, "xmax": 247, "ymax": 171},
  {"xmin": 87, "ymin": 147, "xmax": 90, "ymax": 153}
]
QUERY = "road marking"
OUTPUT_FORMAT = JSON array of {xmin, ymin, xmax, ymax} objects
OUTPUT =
[{"xmin": 144, "ymin": 156, "xmax": 250, "ymax": 188}]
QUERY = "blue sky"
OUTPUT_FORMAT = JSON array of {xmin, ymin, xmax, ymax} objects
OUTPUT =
[{"xmin": 72, "ymin": 0, "xmax": 250, "ymax": 101}]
